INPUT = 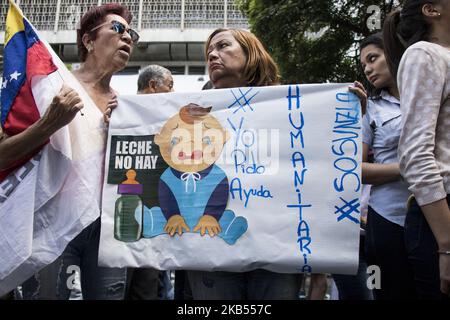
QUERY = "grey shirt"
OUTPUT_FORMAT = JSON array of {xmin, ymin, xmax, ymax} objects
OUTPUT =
[
  {"xmin": 362, "ymin": 90, "xmax": 411, "ymax": 226},
  {"xmin": 397, "ymin": 41, "xmax": 450, "ymax": 206}
]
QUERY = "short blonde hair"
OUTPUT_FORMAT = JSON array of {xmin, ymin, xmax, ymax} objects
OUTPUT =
[{"xmin": 205, "ymin": 28, "xmax": 281, "ymax": 87}]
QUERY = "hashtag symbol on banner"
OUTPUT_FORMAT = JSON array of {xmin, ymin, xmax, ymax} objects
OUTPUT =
[
  {"xmin": 334, "ymin": 197, "xmax": 360, "ymax": 224},
  {"xmin": 227, "ymin": 88, "xmax": 259, "ymax": 114}
]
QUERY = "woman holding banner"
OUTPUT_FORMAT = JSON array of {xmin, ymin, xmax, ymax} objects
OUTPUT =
[
  {"xmin": 383, "ymin": 0, "xmax": 450, "ymax": 299},
  {"xmin": 0, "ymin": 3, "xmax": 138, "ymax": 299},
  {"xmin": 184, "ymin": 28, "xmax": 302, "ymax": 300},
  {"xmin": 358, "ymin": 32, "xmax": 414, "ymax": 299}
]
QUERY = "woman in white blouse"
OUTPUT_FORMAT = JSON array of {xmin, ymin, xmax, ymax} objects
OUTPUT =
[{"xmin": 383, "ymin": 0, "xmax": 450, "ymax": 299}]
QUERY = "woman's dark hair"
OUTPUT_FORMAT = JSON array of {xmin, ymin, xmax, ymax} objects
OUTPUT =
[
  {"xmin": 360, "ymin": 32, "xmax": 385, "ymax": 98},
  {"xmin": 76, "ymin": 3, "xmax": 132, "ymax": 62},
  {"xmin": 383, "ymin": 0, "xmax": 437, "ymax": 81},
  {"xmin": 360, "ymin": 32, "xmax": 384, "ymax": 52}
]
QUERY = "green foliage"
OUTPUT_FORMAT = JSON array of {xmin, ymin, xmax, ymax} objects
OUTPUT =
[{"xmin": 238, "ymin": 0, "xmax": 399, "ymax": 84}]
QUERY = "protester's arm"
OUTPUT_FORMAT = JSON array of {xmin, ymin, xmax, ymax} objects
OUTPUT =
[
  {"xmin": 103, "ymin": 95, "xmax": 118, "ymax": 124},
  {"xmin": 309, "ymin": 274, "xmax": 328, "ymax": 300},
  {"xmin": 0, "ymin": 85, "xmax": 83, "ymax": 171},
  {"xmin": 362, "ymin": 143, "xmax": 401, "ymax": 186},
  {"xmin": 360, "ymin": 107, "xmax": 401, "ymax": 186}
]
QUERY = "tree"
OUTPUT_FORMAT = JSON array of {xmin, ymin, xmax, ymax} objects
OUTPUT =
[{"xmin": 238, "ymin": 0, "xmax": 399, "ymax": 84}]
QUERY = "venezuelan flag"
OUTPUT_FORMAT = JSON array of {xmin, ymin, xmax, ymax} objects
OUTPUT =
[
  {"xmin": 1, "ymin": 0, "xmax": 57, "ymax": 134},
  {"xmin": 0, "ymin": 0, "xmax": 57, "ymax": 180}
]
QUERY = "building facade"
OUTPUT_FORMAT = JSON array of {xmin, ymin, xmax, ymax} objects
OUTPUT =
[{"xmin": 0, "ymin": 0, "xmax": 249, "ymax": 81}]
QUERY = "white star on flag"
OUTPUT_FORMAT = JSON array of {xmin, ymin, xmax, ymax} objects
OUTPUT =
[
  {"xmin": 10, "ymin": 71, "xmax": 22, "ymax": 81},
  {"xmin": 1, "ymin": 79, "xmax": 7, "ymax": 89}
]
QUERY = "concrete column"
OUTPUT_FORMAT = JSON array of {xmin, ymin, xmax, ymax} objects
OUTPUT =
[
  {"xmin": 54, "ymin": 0, "xmax": 62, "ymax": 33},
  {"xmin": 181, "ymin": 0, "xmax": 185, "ymax": 31},
  {"xmin": 138, "ymin": 0, "xmax": 143, "ymax": 31},
  {"xmin": 224, "ymin": 0, "xmax": 228, "ymax": 28}
]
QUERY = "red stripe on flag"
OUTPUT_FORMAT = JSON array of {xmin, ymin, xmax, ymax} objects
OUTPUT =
[
  {"xmin": 27, "ymin": 40, "xmax": 58, "ymax": 78},
  {"xmin": 3, "ymin": 79, "xmax": 41, "ymax": 136}
]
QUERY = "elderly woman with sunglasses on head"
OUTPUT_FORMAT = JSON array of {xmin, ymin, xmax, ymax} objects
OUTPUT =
[
  {"xmin": 62, "ymin": 3, "xmax": 139, "ymax": 300},
  {"xmin": 0, "ymin": 3, "xmax": 139, "ymax": 300}
]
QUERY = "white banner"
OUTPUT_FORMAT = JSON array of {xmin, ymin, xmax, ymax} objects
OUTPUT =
[{"xmin": 99, "ymin": 84, "xmax": 362, "ymax": 275}]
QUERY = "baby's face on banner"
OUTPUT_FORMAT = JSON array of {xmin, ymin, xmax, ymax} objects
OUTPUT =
[{"xmin": 155, "ymin": 112, "xmax": 228, "ymax": 172}]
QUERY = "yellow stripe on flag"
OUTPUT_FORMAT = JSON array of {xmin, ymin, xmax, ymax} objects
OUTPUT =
[{"xmin": 5, "ymin": 0, "xmax": 25, "ymax": 46}]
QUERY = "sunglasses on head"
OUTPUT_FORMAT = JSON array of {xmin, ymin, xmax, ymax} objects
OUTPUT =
[{"xmin": 90, "ymin": 20, "xmax": 140, "ymax": 43}]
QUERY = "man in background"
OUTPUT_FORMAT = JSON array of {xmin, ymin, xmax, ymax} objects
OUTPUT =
[
  {"xmin": 137, "ymin": 64, "xmax": 174, "ymax": 94},
  {"xmin": 125, "ymin": 65, "xmax": 174, "ymax": 300}
]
